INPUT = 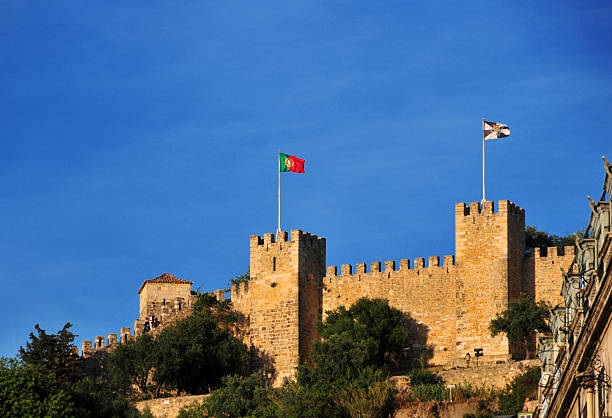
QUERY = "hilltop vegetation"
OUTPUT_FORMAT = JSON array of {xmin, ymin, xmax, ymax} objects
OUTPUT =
[
  {"xmin": 525, "ymin": 225, "xmax": 584, "ymax": 250},
  {"xmin": 0, "ymin": 323, "xmax": 140, "ymax": 417},
  {"xmin": 178, "ymin": 298, "xmax": 541, "ymax": 418},
  {"xmin": 110, "ymin": 294, "xmax": 248, "ymax": 398},
  {"xmin": 180, "ymin": 297, "xmax": 405, "ymax": 417},
  {"xmin": 1, "ymin": 292, "xmax": 543, "ymax": 417},
  {"xmin": 0, "ymin": 293, "xmax": 248, "ymax": 417}
]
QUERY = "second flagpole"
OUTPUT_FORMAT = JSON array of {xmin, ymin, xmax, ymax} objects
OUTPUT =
[
  {"xmin": 482, "ymin": 118, "xmax": 486, "ymax": 203},
  {"xmin": 278, "ymin": 150, "xmax": 281, "ymax": 233}
]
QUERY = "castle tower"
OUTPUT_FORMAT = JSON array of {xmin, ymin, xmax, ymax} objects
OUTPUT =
[
  {"xmin": 137, "ymin": 273, "xmax": 194, "ymax": 320},
  {"xmin": 454, "ymin": 200, "xmax": 525, "ymax": 360},
  {"xmin": 231, "ymin": 229, "xmax": 326, "ymax": 383}
]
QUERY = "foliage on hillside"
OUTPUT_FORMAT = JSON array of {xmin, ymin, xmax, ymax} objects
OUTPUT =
[
  {"xmin": 311, "ymin": 297, "xmax": 406, "ymax": 380},
  {"xmin": 463, "ymin": 366, "xmax": 541, "ymax": 418},
  {"xmin": 0, "ymin": 323, "xmax": 141, "ymax": 417},
  {"xmin": 3, "ymin": 292, "xmax": 542, "ymax": 417},
  {"xmin": 489, "ymin": 294, "xmax": 550, "ymax": 359},
  {"xmin": 179, "ymin": 297, "xmax": 404, "ymax": 417},
  {"xmin": 109, "ymin": 292, "xmax": 248, "ymax": 398},
  {"xmin": 227, "ymin": 270, "xmax": 250, "ymax": 288},
  {"xmin": 1, "ymin": 292, "xmax": 251, "ymax": 416},
  {"xmin": 525, "ymin": 225, "xmax": 585, "ymax": 250}
]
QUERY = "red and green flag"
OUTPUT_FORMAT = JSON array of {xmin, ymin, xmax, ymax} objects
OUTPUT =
[{"xmin": 279, "ymin": 152, "xmax": 305, "ymax": 173}]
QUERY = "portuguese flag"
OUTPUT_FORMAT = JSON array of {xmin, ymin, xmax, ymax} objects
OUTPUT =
[{"xmin": 279, "ymin": 153, "xmax": 305, "ymax": 173}]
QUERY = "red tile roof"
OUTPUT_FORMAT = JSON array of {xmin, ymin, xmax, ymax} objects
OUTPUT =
[{"xmin": 137, "ymin": 273, "xmax": 194, "ymax": 294}]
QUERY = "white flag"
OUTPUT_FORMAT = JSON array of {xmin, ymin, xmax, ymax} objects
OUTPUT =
[{"xmin": 483, "ymin": 121, "xmax": 510, "ymax": 140}]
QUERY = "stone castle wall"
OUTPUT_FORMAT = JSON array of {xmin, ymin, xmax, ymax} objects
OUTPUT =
[
  {"xmin": 230, "ymin": 199, "xmax": 569, "ymax": 381},
  {"xmin": 454, "ymin": 200, "xmax": 524, "ymax": 360},
  {"xmin": 232, "ymin": 230, "xmax": 325, "ymax": 383},
  {"xmin": 323, "ymin": 201, "xmax": 528, "ymax": 365},
  {"xmin": 322, "ymin": 257, "xmax": 457, "ymax": 364},
  {"xmin": 524, "ymin": 246, "xmax": 574, "ymax": 307},
  {"xmin": 139, "ymin": 283, "xmax": 193, "ymax": 320},
  {"xmin": 86, "ymin": 198, "xmax": 569, "ymax": 384},
  {"xmin": 81, "ymin": 327, "xmax": 132, "ymax": 357}
]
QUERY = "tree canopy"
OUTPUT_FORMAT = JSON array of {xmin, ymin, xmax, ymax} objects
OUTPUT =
[
  {"xmin": 2, "ymin": 323, "xmax": 140, "ymax": 417},
  {"xmin": 490, "ymin": 295, "xmax": 550, "ymax": 358},
  {"xmin": 108, "ymin": 332, "xmax": 159, "ymax": 397},
  {"xmin": 180, "ymin": 297, "xmax": 404, "ymax": 418},
  {"xmin": 525, "ymin": 225, "xmax": 583, "ymax": 250},
  {"xmin": 18, "ymin": 322, "xmax": 82, "ymax": 385},
  {"xmin": 311, "ymin": 297, "xmax": 406, "ymax": 381},
  {"xmin": 109, "ymin": 292, "xmax": 248, "ymax": 398},
  {"xmin": 154, "ymin": 307, "xmax": 248, "ymax": 395}
]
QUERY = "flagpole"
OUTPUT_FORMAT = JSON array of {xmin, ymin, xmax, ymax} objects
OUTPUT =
[
  {"xmin": 482, "ymin": 118, "xmax": 486, "ymax": 203},
  {"xmin": 278, "ymin": 150, "xmax": 281, "ymax": 233}
]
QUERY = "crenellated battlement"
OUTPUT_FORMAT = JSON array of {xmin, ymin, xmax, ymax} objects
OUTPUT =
[
  {"xmin": 77, "ymin": 193, "xmax": 574, "ymax": 383},
  {"xmin": 524, "ymin": 245, "xmax": 576, "ymax": 308},
  {"xmin": 248, "ymin": 229, "xmax": 326, "ymax": 285},
  {"xmin": 250, "ymin": 229, "xmax": 326, "ymax": 248},
  {"xmin": 325, "ymin": 254, "xmax": 456, "ymax": 278},
  {"xmin": 230, "ymin": 281, "xmax": 250, "ymax": 302},
  {"xmin": 529, "ymin": 246, "xmax": 575, "ymax": 258},
  {"xmin": 81, "ymin": 327, "xmax": 133, "ymax": 356},
  {"xmin": 455, "ymin": 200, "xmax": 525, "ymax": 219}
]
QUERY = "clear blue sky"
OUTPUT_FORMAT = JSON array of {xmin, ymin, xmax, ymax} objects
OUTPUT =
[{"xmin": 1, "ymin": 1, "xmax": 610, "ymax": 357}]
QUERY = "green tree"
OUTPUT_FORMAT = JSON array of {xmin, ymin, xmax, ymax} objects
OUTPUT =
[
  {"xmin": 228, "ymin": 270, "xmax": 250, "ymax": 287},
  {"xmin": 525, "ymin": 225, "xmax": 584, "ymax": 250},
  {"xmin": 18, "ymin": 322, "xmax": 83, "ymax": 385},
  {"xmin": 497, "ymin": 366, "xmax": 540, "ymax": 415},
  {"xmin": 179, "ymin": 298, "xmax": 403, "ymax": 417},
  {"xmin": 71, "ymin": 375, "xmax": 141, "ymax": 418},
  {"xmin": 183, "ymin": 374, "xmax": 274, "ymax": 418},
  {"xmin": 489, "ymin": 295, "xmax": 550, "ymax": 359},
  {"xmin": 312, "ymin": 297, "xmax": 406, "ymax": 380},
  {"xmin": 154, "ymin": 304, "xmax": 249, "ymax": 395},
  {"xmin": 9, "ymin": 323, "xmax": 141, "ymax": 417},
  {"xmin": 0, "ymin": 358, "xmax": 79, "ymax": 418},
  {"xmin": 291, "ymin": 298, "xmax": 404, "ymax": 417},
  {"xmin": 108, "ymin": 333, "xmax": 160, "ymax": 397}
]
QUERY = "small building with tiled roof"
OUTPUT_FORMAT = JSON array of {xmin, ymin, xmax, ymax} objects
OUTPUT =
[
  {"xmin": 137, "ymin": 272, "xmax": 194, "ymax": 294},
  {"xmin": 138, "ymin": 273, "xmax": 194, "ymax": 323}
]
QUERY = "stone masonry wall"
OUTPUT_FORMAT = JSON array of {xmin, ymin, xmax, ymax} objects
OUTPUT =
[
  {"xmin": 229, "ymin": 199, "xmax": 569, "ymax": 382},
  {"xmin": 297, "ymin": 233, "xmax": 326, "ymax": 366},
  {"xmin": 523, "ymin": 246, "xmax": 575, "ymax": 306},
  {"xmin": 454, "ymin": 200, "xmax": 522, "ymax": 361},
  {"xmin": 139, "ymin": 283, "xmax": 192, "ymax": 320},
  {"xmin": 231, "ymin": 230, "xmax": 325, "ymax": 384},
  {"xmin": 322, "ymin": 256, "xmax": 457, "ymax": 365}
]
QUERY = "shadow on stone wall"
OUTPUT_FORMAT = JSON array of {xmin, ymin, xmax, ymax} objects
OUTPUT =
[
  {"xmin": 82, "ymin": 349, "xmax": 110, "ymax": 379},
  {"xmin": 396, "ymin": 313, "xmax": 433, "ymax": 372},
  {"xmin": 249, "ymin": 345, "xmax": 277, "ymax": 383}
]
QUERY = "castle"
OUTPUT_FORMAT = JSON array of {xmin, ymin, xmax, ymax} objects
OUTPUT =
[{"xmin": 81, "ymin": 199, "xmax": 572, "ymax": 384}]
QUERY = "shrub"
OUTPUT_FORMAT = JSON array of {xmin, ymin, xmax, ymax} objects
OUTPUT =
[
  {"xmin": 409, "ymin": 383, "xmax": 448, "ymax": 402},
  {"xmin": 179, "ymin": 374, "xmax": 274, "ymax": 418},
  {"xmin": 454, "ymin": 381, "xmax": 497, "ymax": 401},
  {"xmin": 497, "ymin": 366, "xmax": 540, "ymax": 414},
  {"xmin": 408, "ymin": 368, "xmax": 443, "ymax": 385}
]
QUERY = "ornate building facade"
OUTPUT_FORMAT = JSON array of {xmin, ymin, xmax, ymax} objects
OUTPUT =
[{"xmin": 537, "ymin": 157, "xmax": 612, "ymax": 418}]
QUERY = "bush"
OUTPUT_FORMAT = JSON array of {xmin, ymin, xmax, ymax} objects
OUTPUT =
[
  {"xmin": 462, "ymin": 367, "xmax": 541, "ymax": 418},
  {"xmin": 179, "ymin": 299, "xmax": 406, "ymax": 417},
  {"xmin": 454, "ymin": 382, "xmax": 496, "ymax": 401},
  {"xmin": 497, "ymin": 366, "xmax": 540, "ymax": 415},
  {"xmin": 408, "ymin": 384, "xmax": 448, "ymax": 402},
  {"xmin": 312, "ymin": 298, "xmax": 406, "ymax": 381},
  {"xmin": 335, "ymin": 367, "xmax": 395, "ymax": 418},
  {"xmin": 200, "ymin": 374, "xmax": 273, "ymax": 417},
  {"xmin": 409, "ymin": 368, "xmax": 443, "ymax": 385}
]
